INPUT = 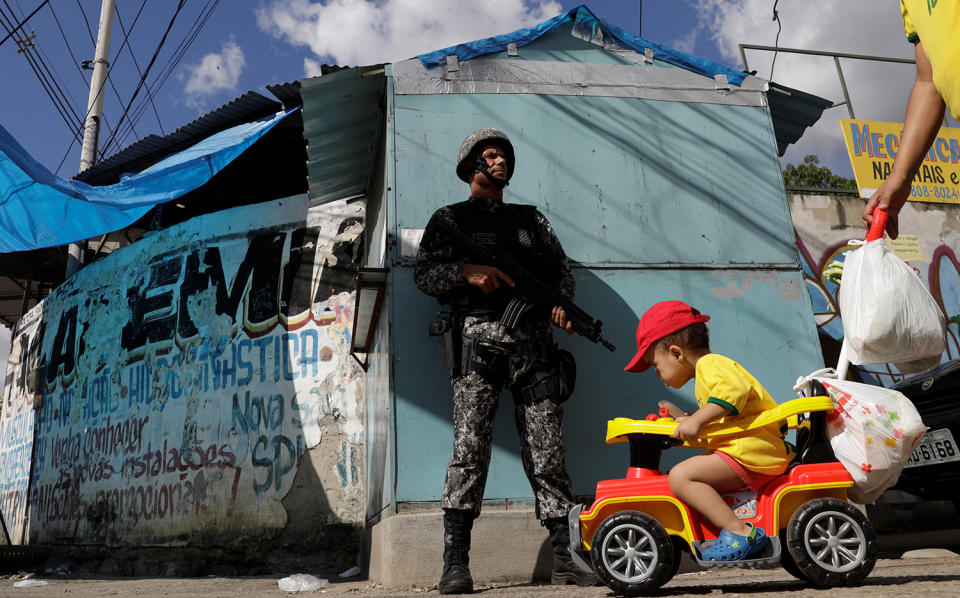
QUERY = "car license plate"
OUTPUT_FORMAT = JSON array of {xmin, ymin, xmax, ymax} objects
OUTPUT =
[{"xmin": 904, "ymin": 428, "xmax": 960, "ymax": 468}]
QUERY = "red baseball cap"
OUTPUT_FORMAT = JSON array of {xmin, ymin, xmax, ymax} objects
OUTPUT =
[{"xmin": 624, "ymin": 301, "xmax": 710, "ymax": 372}]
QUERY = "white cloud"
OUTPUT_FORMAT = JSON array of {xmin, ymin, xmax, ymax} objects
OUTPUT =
[
  {"xmin": 257, "ymin": 0, "xmax": 563, "ymax": 77},
  {"xmin": 304, "ymin": 57, "xmax": 323, "ymax": 78},
  {"xmin": 691, "ymin": 0, "xmax": 921, "ymax": 176},
  {"xmin": 182, "ymin": 40, "xmax": 247, "ymax": 107}
]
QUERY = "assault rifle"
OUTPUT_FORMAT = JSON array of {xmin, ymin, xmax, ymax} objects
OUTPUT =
[{"xmin": 433, "ymin": 217, "xmax": 616, "ymax": 352}]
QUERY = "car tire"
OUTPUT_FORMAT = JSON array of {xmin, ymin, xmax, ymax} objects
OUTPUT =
[
  {"xmin": 590, "ymin": 510, "xmax": 676, "ymax": 596},
  {"xmin": 785, "ymin": 498, "xmax": 878, "ymax": 587}
]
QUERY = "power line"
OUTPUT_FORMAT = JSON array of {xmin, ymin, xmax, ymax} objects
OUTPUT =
[
  {"xmin": 114, "ymin": 1, "xmax": 164, "ymax": 135},
  {"xmin": 769, "ymin": 0, "xmax": 782, "ymax": 80},
  {"xmin": 108, "ymin": 0, "xmax": 220, "ymax": 154},
  {"xmin": 104, "ymin": 0, "xmax": 220, "ymax": 156},
  {"xmin": 74, "ymin": 0, "xmax": 95, "ymax": 45},
  {"xmin": 0, "ymin": 3, "xmax": 83, "ymax": 143},
  {"xmin": 47, "ymin": 2, "xmax": 90, "ymax": 87},
  {"xmin": 98, "ymin": 0, "xmax": 185, "ymax": 157},
  {"xmin": 0, "ymin": 0, "xmax": 46, "ymax": 47}
]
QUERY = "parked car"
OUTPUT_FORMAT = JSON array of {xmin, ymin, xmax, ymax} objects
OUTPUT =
[{"xmin": 891, "ymin": 360, "xmax": 960, "ymax": 512}]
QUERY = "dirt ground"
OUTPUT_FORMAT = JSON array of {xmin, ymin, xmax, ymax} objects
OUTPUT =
[{"xmin": 4, "ymin": 554, "xmax": 960, "ymax": 598}]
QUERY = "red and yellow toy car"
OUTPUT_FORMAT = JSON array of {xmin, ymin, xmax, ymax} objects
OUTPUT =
[{"xmin": 568, "ymin": 396, "xmax": 877, "ymax": 596}]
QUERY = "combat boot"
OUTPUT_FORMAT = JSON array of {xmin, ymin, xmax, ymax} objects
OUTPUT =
[
  {"xmin": 544, "ymin": 516, "xmax": 599, "ymax": 586},
  {"xmin": 438, "ymin": 509, "xmax": 474, "ymax": 594}
]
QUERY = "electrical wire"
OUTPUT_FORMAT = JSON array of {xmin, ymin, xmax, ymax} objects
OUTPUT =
[
  {"xmin": 115, "ymin": 0, "xmax": 164, "ymax": 135},
  {"xmin": 103, "ymin": 0, "xmax": 220, "ymax": 156},
  {"xmin": 0, "ymin": 0, "xmax": 46, "ymax": 47},
  {"xmin": 98, "ymin": 0, "xmax": 186, "ymax": 158},
  {"xmin": 74, "ymin": 0, "xmax": 94, "ymax": 45},
  {"xmin": 0, "ymin": 3, "xmax": 83, "ymax": 143},
  {"xmin": 43, "ymin": 0, "xmax": 128, "ymax": 147},
  {"xmin": 47, "ymin": 2, "xmax": 90, "ymax": 88},
  {"xmin": 769, "ymin": 0, "xmax": 782, "ymax": 80},
  {"xmin": 110, "ymin": 0, "xmax": 219, "ymax": 153}
]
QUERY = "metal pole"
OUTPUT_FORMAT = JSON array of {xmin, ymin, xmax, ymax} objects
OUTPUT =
[
  {"xmin": 834, "ymin": 56, "xmax": 855, "ymax": 119},
  {"xmin": 19, "ymin": 279, "xmax": 31, "ymax": 318},
  {"xmin": 67, "ymin": 0, "xmax": 116, "ymax": 278}
]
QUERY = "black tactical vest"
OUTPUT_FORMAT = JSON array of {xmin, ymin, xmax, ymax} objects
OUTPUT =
[{"xmin": 441, "ymin": 197, "xmax": 562, "ymax": 314}]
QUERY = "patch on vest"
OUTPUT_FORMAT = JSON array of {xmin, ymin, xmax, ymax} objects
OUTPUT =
[
  {"xmin": 473, "ymin": 232, "xmax": 496, "ymax": 245},
  {"xmin": 517, "ymin": 229, "xmax": 533, "ymax": 248}
]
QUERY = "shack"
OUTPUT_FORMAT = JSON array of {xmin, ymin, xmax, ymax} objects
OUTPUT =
[{"xmin": 360, "ymin": 5, "xmax": 826, "ymax": 586}]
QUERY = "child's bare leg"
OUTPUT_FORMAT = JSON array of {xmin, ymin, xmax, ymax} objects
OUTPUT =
[{"xmin": 669, "ymin": 453, "xmax": 751, "ymax": 536}]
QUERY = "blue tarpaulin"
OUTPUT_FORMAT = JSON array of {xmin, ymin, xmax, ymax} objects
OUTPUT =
[
  {"xmin": 418, "ymin": 4, "xmax": 747, "ymax": 86},
  {"xmin": 0, "ymin": 108, "xmax": 296, "ymax": 253}
]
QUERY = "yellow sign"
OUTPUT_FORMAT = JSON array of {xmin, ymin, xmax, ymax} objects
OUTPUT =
[{"xmin": 839, "ymin": 118, "xmax": 960, "ymax": 204}]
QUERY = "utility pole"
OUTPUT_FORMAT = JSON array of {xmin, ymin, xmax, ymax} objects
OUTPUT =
[{"xmin": 66, "ymin": 0, "xmax": 116, "ymax": 278}]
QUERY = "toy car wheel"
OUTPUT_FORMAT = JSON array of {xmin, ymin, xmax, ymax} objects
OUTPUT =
[
  {"xmin": 590, "ymin": 510, "xmax": 675, "ymax": 596},
  {"xmin": 785, "ymin": 498, "xmax": 878, "ymax": 586},
  {"xmin": 777, "ymin": 530, "xmax": 806, "ymax": 581}
]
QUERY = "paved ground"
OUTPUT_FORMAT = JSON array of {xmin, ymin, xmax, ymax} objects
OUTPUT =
[
  {"xmin": 4, "ymin": 553, "xmax": 960, "ymax": 597},
  {"xmin": 3, "ymin": 496, "xmax": 959, "ymax": 597}
]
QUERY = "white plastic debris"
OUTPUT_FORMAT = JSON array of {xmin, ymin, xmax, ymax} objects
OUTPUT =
[
  {"xmin": 278, "ymin": 574, "xmax": 329, "ymax": 592},
  {"xmin": 13, "ymin": 579, "xmax": 49, "ymax": 587},
  {"xmin": 339, "ymin": 566, "xmax": 361, "ymax": 578}
]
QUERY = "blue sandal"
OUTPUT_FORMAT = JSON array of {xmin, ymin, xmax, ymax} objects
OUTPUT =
[{"xmin": 701, "ymin": 523, "xmax": 768, "ymax": 561}]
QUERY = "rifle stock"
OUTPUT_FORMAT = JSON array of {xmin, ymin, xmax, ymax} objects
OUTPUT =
[{"xmin": 433, "ymin": 217, "xmax": 615, "ymax": 352}]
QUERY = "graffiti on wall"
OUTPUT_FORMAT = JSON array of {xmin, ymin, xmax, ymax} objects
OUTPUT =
[
  {"xmin": 0, "ymin": 196, "xmax": 364, "ymax": 545},
  {"xmin": 790, "ymin": 194, "xmax": 960, "ymax": 386}
]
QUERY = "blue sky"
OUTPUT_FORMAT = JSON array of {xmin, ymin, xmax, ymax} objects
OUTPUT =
[{"xmin": 1, "ymin": 0, "xmax": 929, "ymax": 183}]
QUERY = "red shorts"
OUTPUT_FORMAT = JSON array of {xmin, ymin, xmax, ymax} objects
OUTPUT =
[{"xmin": 715, "ymin": 450, "xmax": 780, "ymax": 491}]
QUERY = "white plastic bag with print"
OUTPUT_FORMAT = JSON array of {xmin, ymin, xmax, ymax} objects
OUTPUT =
[
  {"xmin": 817, "ymin": 378, "xmax": 926, "ymax": 504},
  {"xmin": 838, "ymin": 238, "xmax": 945, "ymax": 370}
]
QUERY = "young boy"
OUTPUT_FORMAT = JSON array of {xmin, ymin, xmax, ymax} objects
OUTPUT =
[{"xmin": 624, "ymin": 300, "xmax": 794, "ymax": 561}]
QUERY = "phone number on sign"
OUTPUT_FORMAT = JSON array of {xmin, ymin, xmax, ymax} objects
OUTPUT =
[{"xmin": 910, "ymin": 184, "xmax": 960, "ymax": 201}]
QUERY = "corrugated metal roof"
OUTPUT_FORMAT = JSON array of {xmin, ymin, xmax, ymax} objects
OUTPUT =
[
  {"xmin": 76, "ymin": 82, "xmax": 302, "ymax": 185},
  {"xmin": 767, "ymin": 82, "xmax": 833, "ymax": 157},
  {"xmin": 301, "ymin": 65, "xmax": 385, "ymax": 206}
]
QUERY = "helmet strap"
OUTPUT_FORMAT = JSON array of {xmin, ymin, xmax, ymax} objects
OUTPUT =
[{"xmin": 473, "ymin": 156, "xmax": 509, "ymax": 189}]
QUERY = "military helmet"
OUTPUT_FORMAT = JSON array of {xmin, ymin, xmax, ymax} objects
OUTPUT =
[{"xmin": 455, "ymin": 128, "xmax": 516, "ymax": 184}]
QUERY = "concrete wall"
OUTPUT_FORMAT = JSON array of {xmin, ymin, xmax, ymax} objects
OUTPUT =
[
  {"xmin": 0, "ymin": 195, "xmax": 365, "ymax": 549},
  {"xmin": 789, "ymin": 193, "xmax": 960, "ymax": 386}
]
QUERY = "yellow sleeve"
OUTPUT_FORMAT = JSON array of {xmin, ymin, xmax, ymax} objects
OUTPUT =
[
  {"xmin": 901, "ymin": 0, "xmax": 919, "ymax": 42},
  {"xmin": 697, "ymin": 357, "xmax": 751, "ymax": 416}
]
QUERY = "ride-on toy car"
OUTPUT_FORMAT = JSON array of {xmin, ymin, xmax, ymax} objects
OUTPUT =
[{"xmin": 568, "ymin": 396, "xmax": 878, "ymax": 596}]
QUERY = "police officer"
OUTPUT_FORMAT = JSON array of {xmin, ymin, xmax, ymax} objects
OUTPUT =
[{"xmin": 414, "ymin": 129, "xmax": 597, "ymax": 593}]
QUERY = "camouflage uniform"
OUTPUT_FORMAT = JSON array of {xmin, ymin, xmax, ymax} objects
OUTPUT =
[{"xmin": 414, "ymin": 197, "xmax": 577, "ymax": 521}]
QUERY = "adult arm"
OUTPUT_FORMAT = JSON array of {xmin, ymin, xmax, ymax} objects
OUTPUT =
[
  {"xmin": 862, "ymin": 41, "xmax": 946, "ymax": 239},
  {"xmin": 414, "ymin": 207, "xmax": 514, "ymax": 296}
]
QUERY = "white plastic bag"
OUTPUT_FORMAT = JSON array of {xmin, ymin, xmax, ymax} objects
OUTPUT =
[
  {"xmin": 838, "ymin": 238, "xmax": 945, "ymax": 366},
  {"xmin": 818, "ymin": 378, "xmax": 927, "ymax": 504},
  {"xmin": 278, "ymin": 574, "xmax": 329, "ymax": 592}
]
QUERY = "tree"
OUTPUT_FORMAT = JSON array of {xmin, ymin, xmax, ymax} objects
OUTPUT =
[{"xmin": 782, "ymin": 155, "xmax": 857, "ymax": 193}]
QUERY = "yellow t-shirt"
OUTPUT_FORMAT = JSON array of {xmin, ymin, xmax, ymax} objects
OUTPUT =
[
  {"xmin": 694, "ymin": 354, "xmax": 793, "ymax": 474},
  {"xmin": 901, "ymin": 0, "xmax": 960, "ymax": 120}
]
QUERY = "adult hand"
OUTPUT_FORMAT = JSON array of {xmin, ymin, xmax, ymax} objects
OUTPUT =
[
  {"xmin": 862, "ymin": 178, "xmax": 908, "ymax": 239},
  {"xmin": 461, "ymin": 263, "xmax": 514, "ymax": 294},
  {"xmin": 551, "ymin": 306, "xmax": 574, "ymax": 334}
]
